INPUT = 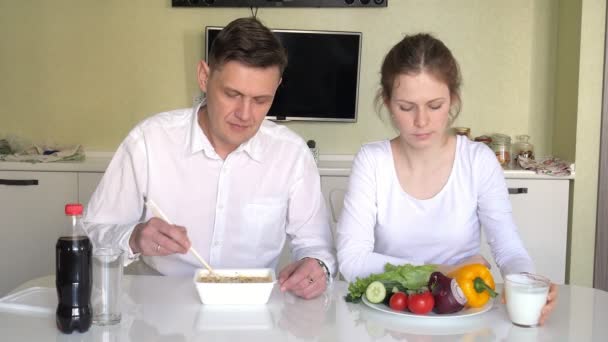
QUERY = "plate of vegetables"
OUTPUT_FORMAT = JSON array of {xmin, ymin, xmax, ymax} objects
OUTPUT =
[{"xmin": 346, "ymin": 263, "xmax": 497, "ymax": 319}]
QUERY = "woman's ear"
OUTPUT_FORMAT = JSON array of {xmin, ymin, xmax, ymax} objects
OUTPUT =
[{"xmin": 197, "ymin": 60, "xmax": 211, "ymax": 92}]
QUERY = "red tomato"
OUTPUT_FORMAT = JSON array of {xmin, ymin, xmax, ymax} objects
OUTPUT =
[
  {"xmin": 408, "ymin": 291, "xmax": 434, "ymax": 315},
  {"xmin": 389, "ymin": 292, "xmax": 408, "ymax": 311}
]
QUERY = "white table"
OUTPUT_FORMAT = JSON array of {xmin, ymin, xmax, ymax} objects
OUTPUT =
[{"xmin": 1, "ymin": 275, "xmax": 606, "ymax": 341}]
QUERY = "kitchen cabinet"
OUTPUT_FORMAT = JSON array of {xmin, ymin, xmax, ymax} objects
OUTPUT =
[
  {"xmin": 481, "ymin": 178, "xmax": 569, "ymax": 284},
  {"xmin": 0, "ymin": 171, "xmax": 78, "ymax": 295},
  {"xmin": 0, "ymin": 164, "xmax": 105, "ymax": 296},
  {"xmin": 78, "ymin": 172, "xmax": 104, "ymax": 207}
]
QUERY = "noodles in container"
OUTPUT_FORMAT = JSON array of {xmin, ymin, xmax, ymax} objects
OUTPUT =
[{"xmin": 193, "ymin": 268, "xmax": 276, "ymax": 305}]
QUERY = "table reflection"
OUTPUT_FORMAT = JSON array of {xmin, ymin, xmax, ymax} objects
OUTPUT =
[
  {"xmin": 278, "ymin": 290, "xmax": 333, "ymax": 339},
  {"xmin": 336, "ymin": 296, "xmax": 512, "ymax": 341}
]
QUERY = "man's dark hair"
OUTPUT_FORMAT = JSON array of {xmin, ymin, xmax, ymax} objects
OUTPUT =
[{"xmin": 208, "ymin": 17, "xmax": 288, "ymax": 74}]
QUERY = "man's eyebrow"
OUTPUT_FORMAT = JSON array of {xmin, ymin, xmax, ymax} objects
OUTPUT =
[
  {"xmin": 253, "ymin": 95, "xmax": 274, "ymax": 101},
  {"xmin": 223, "ymin": 86, "xmax": 274, "ymax": 100}
]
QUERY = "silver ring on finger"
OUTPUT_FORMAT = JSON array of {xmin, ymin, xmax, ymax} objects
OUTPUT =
[{"xmin": 156, "ymin": 243, "xmax": 161, "ymax": 253}]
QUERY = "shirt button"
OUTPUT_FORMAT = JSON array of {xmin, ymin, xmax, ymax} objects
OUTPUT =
[
  {"xmin": 218, "ymin": 204, "xmax": 224, "ymax": 210},
  {"xmin": 214, "ymin": 241, "xmax": 221, "ymax": 247}
]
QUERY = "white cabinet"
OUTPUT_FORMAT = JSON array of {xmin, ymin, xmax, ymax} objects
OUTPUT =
[
  {"xmin": 0, "ymin": 170, "xmax": 104, "ymax": 295},
  {"xmin": 78, "ymin": 172, "xmax": 104, "ymax": 207},
  {"xmin": 319, "ymin": 174, "xmax": 571, "ymax": 285},
  {"xmin": 0, "ymin": 171, "xmax": 78, "ymax": 295},
  {"xmin": 481, "ymin": 178, "xmax": 569, "ymax": 284}
]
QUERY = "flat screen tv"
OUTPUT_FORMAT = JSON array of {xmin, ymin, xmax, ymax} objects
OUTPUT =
[{"xmin": 205, "ymin": 27, "xmax": 361, "ymax": 122}]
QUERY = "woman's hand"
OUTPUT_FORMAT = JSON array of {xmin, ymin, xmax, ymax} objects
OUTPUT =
[
  {"xmin": 539, "ymin": 283, "xmax": 558, "ymax": 325},
  {"xmin": 538, "ymin": 283, "xmax": 558, "ymax": 324},
  {"xmin": 501, "ymin": 282, "xmax": 558, "ymax": 325}
]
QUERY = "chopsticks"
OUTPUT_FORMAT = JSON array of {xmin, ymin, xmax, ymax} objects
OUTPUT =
[{"xmin": 145, "ymin": 199, "xmax": 216, "ymax": 275}]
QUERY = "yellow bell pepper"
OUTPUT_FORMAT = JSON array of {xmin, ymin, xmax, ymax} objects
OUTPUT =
[{"xmin": 448, "ymin": 264, "xmax": 497, "ymax": 308}]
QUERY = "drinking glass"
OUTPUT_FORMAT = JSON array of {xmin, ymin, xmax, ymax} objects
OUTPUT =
[
  {"xmin": 504, "ymin": 273, "xmax": 550, "ymax": 327},
  {"xmin": 92, "ymin": 247, "xmax": 124, "ymax": 325}
]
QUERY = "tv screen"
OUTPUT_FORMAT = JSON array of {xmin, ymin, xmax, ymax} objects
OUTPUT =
[{"xmin": 205, "ymin": 27, "xmax": 361, "ymax": 122}]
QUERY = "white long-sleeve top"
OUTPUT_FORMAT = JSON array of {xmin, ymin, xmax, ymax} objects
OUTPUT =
[
  {"xmin": 84, "ymin": 102, "xmax": 336, "ymax": 276},
  {"xmin": 336, "ymin": 136, "xmax": 533, "ymax": 282}
]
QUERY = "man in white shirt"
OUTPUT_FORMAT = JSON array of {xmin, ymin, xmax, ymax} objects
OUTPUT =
[{"xmin": 84, "ymin": 17, "xmax": 335, "ymax": 299}]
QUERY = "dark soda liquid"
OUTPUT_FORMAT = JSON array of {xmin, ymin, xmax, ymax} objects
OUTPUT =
[{"xmin": 55, "ymin": 236, "xmax": 92, "ymax": 333}]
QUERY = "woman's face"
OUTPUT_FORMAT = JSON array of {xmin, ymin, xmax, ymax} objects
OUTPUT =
[{"xmin": 385, "ymin": 71, "xmax": 452, "ymax": 150}]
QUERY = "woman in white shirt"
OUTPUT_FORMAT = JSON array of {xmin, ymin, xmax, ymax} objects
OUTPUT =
[{"xmin": 336, "ymin": 33, "xmax": 557, "ymax": 324}]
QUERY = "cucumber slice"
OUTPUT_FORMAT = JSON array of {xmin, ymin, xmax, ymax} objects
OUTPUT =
[{"xmin": 365, "ymin": 281, "xmax": 386, "ymax": 304}]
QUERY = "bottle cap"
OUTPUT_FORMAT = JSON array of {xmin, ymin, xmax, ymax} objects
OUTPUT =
[{"xmin": 65, "ymin": 203, "xmax": 83, "ymax": 215}]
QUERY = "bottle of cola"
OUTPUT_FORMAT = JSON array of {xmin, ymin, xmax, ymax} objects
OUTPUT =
[{"xmin": 56, "ymin": 203, "xmax": 92, "ymax": 333}]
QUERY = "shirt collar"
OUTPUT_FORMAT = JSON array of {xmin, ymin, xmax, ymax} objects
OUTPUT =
[
  {"xmin": 187, "ymin": 98, "xmax": 264, "ymax": 162},
  {"xmin": 188, "ymin": 99, "xmax": 214, "ymax": 157}
]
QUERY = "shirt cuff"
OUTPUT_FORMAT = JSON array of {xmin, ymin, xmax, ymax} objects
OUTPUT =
[{"xmin": 119, "ymin": 224, "xmax": 141, "ymax": 265}]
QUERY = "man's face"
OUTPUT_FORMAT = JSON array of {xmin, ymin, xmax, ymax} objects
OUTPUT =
[{"xmin": 197, "ymin": 60, "xmax": 281, "ymax": 158}]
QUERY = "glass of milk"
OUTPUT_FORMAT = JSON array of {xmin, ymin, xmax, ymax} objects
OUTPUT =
[{"xmin": 504, "ymin": 273, "xmax": 550, "ymax": 327}]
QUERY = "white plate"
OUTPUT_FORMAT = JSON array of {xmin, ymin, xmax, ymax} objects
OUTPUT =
[{"xmin": 362, "ymin": 295, "xmax": 493, "ymax": 319}]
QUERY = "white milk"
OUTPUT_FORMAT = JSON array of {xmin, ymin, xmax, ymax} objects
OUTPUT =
[{"xmin": 505, "ymin": 273, "xmax": 550, "ymax": 327}]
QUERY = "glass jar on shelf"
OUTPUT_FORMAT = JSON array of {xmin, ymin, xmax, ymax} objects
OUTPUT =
[
  {"xmin": 513, "ymin": 134, "xmax": 534, "ymax": 165},
  {"xmin": 490, "ymin": 133, "xmax": 511, "ymax": 168},
  {"xmin": 454, "ymin": 127, "xmax": 471, "ymax": 139},
  {"xmin": 474, "ymin": 135, "xmax": 493, "ymax": 148}
]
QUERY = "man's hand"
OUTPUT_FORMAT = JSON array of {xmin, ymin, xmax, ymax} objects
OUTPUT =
[
  {"xmin": 129, "ymin": 217, "xmax": 191, "ymax": 256},
  {"xmin": 278, "ymin": 258, "xmax": 327, "ymax": 299}
]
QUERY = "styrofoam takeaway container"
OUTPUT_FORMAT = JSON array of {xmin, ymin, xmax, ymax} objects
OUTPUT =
[{"xmin": 193, "ymin": 268, "xmax": 276, "ymax": 305}]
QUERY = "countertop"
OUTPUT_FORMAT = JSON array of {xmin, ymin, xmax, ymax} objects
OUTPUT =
[
  {"xmin": 0, "ymin": 153, "xmax": 575, "ymax": 179},
  {"xmin": 0, "ymin": 275, "xmax": 605, "ymax": 341}
]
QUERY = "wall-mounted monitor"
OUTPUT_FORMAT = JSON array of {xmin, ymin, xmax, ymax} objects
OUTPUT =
[{"xmin": 205, "ymin": 27, "xmax": 361, "ymax": 122}]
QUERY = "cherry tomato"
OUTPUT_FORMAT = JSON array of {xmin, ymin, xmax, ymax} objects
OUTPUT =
[
  {"xmin": 389, "ymin": 292, "xmax": 408, "ymax": 311},
  {"xmin": 408, "ymin": 290, "xmax": 434, "ymax": 315}
]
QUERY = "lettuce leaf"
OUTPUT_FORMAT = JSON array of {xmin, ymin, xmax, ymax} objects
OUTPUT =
[{"xmin": 345, "ymin": 263, "xmax": 436, "ymax": 303}]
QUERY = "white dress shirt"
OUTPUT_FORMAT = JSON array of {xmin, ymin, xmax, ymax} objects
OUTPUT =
[
  {"xmin": 84, "ymin": 101, "xmax": 336, "ymax": 276},
  {"xmin": 337, "ymin": 136, "xmax": 534, "ymax": 282}
]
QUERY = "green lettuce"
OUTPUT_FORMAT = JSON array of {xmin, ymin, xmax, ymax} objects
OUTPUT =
[{"xmin": 345, "ymin": 263, "xmax": 436, "ymax": 303}]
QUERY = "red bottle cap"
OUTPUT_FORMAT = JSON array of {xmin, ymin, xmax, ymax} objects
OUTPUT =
[{"xmin": 65, "ymin": 203, "xmax": 83, "ymax": 215}]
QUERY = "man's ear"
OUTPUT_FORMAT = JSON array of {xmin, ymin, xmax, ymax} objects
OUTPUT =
[{"xmin": 197, "ymin": 60, "xmax": 211, "ymax": 93}]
